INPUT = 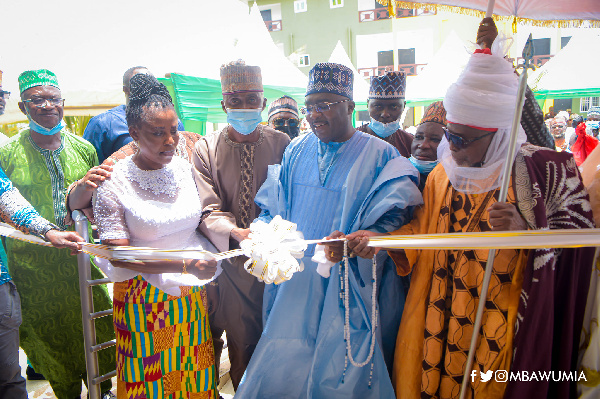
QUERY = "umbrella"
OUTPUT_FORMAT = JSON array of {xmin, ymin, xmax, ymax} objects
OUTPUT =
[{"xmin": 376, "ymin": 0, "xmax": 600, "ymax": 27}]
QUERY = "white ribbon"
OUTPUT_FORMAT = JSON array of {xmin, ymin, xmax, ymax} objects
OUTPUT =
[
  {"xmin": 367, "ymin": 228, "xmax": 600, "ymax": 250},
  {"xmin": 3, "ymin": 220, "xmax": 600, "ymax": 282},
  {"xmin": 240, "ymin": 215, "xmax": 307, "ymax": 284}
]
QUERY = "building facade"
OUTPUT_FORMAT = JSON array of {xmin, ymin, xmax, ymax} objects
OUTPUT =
[{"xmin": 253, "ymin": 0, "xmax": 596, "ymax": 119}]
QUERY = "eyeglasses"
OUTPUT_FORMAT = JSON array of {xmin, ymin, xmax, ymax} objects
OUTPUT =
[
  {"xmin": 0, "ymin": 91, "xmax": 10, "ymax": 100},
  {"xmin": 443, "ymin": 127, "xmax": 496, "ymax": 150},
  {"xmin": 300, "ymin": 99, "xmax": 349, "ymax": 115},
  {"xmin": 272, "ymin": 117, "xmax": 300, "ymax": 128},
  {"xmin": 23, "ymin": 97, "xmax": 65, "ymax": 108}
]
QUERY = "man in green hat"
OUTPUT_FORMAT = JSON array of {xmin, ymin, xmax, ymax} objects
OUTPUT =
[{"xmin": 0, "ymin": 69, "xmax": 116, "ymax": 399}]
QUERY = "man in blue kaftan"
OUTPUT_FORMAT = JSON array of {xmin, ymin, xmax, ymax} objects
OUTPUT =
[{"xmin": 235, "ymin": 63, "xmax": 423, "ymax": 398}]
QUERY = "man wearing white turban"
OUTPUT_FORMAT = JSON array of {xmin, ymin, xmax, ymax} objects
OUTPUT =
[{"xmin": 348, "ymin": 33, "xmax": 595, "ymax": 399}]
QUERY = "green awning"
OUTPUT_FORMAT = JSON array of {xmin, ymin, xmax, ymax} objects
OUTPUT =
[
  {"xmin": 167, "ymin": 73, "xmax": 307, "ymax": 124},
  {"xmin": 160, "ymin": 73, "xmax": 368, "ymax": 134},
  {"xmin": 533, "ymin": 88, "xmax": 600, "ymax": 100}
]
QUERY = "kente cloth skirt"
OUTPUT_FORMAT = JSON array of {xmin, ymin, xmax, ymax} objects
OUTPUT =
[{"xmin": 113, "ymin": 276, "xmax": 218, "ymax": 399}]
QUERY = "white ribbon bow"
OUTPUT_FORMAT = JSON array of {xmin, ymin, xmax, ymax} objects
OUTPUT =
[{"xmin": 240, "ymin": 215, "xmax": 307, "ymax": 284}]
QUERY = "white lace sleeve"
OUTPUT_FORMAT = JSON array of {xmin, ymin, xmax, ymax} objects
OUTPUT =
[{"xmin": 94, "ymin": 177, "xmax": 130, "ymax": 241}]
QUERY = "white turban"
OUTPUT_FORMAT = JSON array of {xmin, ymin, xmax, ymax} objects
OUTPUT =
[{"xmin": 438, "ymin": 35, "xmax": 527, "ymax": 194}]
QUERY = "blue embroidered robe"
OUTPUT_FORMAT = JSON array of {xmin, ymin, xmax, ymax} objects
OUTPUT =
[{"xmin": 236, "ymin": 131, "xmax": 423, "ymax": 398}]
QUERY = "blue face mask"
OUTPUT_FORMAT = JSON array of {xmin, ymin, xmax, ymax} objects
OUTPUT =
[
  {"xmin": 26, "ymin": 108, "xmax": 65, "ymax": 136},
  {"xmin": 227, "ymin": 108, "xmax": 263, "ymax": 135},
  {"xmin": 587, "ymin": 120, "xmax": 600, "ymax": 131},
  {"xmin": 409, "ymin": 155, "xmax": 438, "ymax": 175},
  {"xmin": 369, "ymin": 117, "xmax": 400, "ymax": 138}
]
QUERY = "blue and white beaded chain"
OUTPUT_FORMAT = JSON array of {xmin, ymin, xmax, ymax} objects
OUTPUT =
[{"xmin": 341, "ymin": 239, "xmax": 378, "ymax": 387}]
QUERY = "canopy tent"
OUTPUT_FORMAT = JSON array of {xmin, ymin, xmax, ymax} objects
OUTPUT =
[
  {"xmin": 328, "ymin": 41, "xmax": 370, "ymax": 107},
  {"xmin": 233, "ymin": 4, "xmax": 308, "ymax": 89},
  {"xmin": 404, "ymin": 31, "xmax": 471, "ymax": 106},
  {"xmin": 159, "ymin": 3, "xmax": 308, "ymax": 133},
  {"xmin": 0, "ymin": 0, "xmax": 308, "ymax": 129},
  {"xmin": 528, "ymin": 30, "xmax": 600, "ymax": 99}
]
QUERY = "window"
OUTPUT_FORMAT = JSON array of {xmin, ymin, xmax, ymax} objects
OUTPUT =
[
  {"xmin": 298, "ymin": 54, "xmax": 310, "ymax": 67},
  {"xmin": 260, "ymin": 9, "xmax": 272, "ymax": 22},
  {"xmin": 553, "ymin": 98, "xmax": 572, "ymax": 113},
  {"xmin": 259, "ymin": 4, "xmax": 282, "ymax": 32},
  {"xmin": 377, "ymin": 49, "xmax": 415, "ymax": 67},
  {"xmin": 377, "ymin": 50, "xmax": 393, "ymax": 67},
  {"xmin": 581, "ymin": 97, "xmax": 600, "ymax": 113},
  {"xmin": 330, "ymin": 0, "xmax": 344, "ymax": 8},
  {"xmin": 561, "ymin": 36, "xmax": 572, "ymax": 49},
  {"xmin": 531, "ymin": 38, "xmax": 551, "ymax": 56},
  {"xmin": 294, "ymin": 0, "xmax": 307, "ymax": 13},
  {"xmin": 397, "ymin": 48, "xmax": 415, "ymax": 65}
]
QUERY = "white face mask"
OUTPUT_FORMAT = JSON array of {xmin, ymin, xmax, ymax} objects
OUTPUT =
[
  {"xmin": 25, "ymin": 107, "xmax": 64, "ymax": 136},
  {"xmin": 368, "ymin": 117, "xmax": 400, "ymax": 138},
  {"xmin": 227, "ymin": 108, "xmax": 263, "ymax": 135},
  {"xmin": 409, "ymin": 155, "xmax": 438, "ymax": 174}
]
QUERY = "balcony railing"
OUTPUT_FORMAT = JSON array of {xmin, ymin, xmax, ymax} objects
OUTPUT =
[
  {"xmin": 264, "ymin": 20, "xmax": 282, "ymax": 32},
  {"xmin": 516, "ymin": 54, "xmax": 553, "ymax": 68},
  {"xmin": 358, "ymin": 55, "xmax": 552, "ymax": 79},
  {"xmin": 359, "ymin": 8, "xmax": 435, "ymax": 22},
  {"xmin": 358, "ymin": 64, "xmax": 427, "ymax": 77}
]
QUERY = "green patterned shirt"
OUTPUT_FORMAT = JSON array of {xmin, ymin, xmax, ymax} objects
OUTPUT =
[{"xmin": 0, "ymin": 128, "xmax": 98, "ymax": 229}]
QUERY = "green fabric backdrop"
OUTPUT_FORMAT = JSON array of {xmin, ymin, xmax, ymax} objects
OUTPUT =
[{"xmin": 160, "ymin": 74, "xmax": 367, "ymax": 134}]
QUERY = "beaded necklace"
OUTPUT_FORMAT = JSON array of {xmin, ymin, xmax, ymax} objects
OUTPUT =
[{"xmin": 340, "ymin": 239, "xmax": 377, "ymax": 387}]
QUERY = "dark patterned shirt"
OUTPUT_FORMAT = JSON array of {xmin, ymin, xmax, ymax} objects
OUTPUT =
[{"xmin": 357, "ymin": 124, "xmax": 413, "ymax": 158}]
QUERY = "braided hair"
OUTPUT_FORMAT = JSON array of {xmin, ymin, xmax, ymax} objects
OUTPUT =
[{"xmin": 126, "ymin": 73, "xmax": 174, "ymax": 128}]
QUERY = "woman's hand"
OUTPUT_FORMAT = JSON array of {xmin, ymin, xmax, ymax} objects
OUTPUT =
[{"xmin": 188, "ymin": 259, "xmax": 218, "ymax": 279}]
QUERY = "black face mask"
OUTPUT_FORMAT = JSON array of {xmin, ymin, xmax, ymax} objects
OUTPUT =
[{"xmin": 276, "ymin": 125, "xmax": 300, "ymax": 139}]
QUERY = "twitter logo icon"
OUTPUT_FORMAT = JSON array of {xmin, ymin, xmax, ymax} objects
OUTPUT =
[{"xmin": 480, "ymin": 370, "xmax": 493, "ymax": 382}]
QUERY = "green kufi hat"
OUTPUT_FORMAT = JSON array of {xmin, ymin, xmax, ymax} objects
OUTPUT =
[{"xmin": 18, "ymin": 69, "xmax": 60, "ymax": 94}]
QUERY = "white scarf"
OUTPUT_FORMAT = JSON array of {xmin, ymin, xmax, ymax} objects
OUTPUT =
[{"xmin": 441, "ymin": 34, "xmax": 526, "ymax": 194}]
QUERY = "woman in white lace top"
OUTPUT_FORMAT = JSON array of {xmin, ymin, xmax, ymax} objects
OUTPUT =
[{"xmin": 92, "ymin": 74, "xmax": 219, "ymax": 399}]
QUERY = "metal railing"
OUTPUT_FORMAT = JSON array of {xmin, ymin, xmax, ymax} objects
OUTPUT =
[
  {"xmin": 73, "ymin": 210, "xmax": 116, "ymax": 399},
  {"xmin": 263, "ymin": 19, "xmax": 282, "ymax": 32},
  {"xmin": 357, "ymin": 63, "xmax": 427, "ymax": 77}
]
